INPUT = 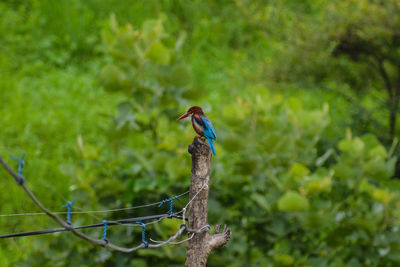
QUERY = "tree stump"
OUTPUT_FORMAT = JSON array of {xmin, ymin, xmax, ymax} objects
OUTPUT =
[{"xmin": 185, "ymin": 137, "xmax": 231, "ymax": 267}]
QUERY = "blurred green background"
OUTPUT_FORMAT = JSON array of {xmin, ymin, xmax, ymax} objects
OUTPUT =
[{"xmin": 1, "ymin": 0, "xmax": 400, "ymax": 266}]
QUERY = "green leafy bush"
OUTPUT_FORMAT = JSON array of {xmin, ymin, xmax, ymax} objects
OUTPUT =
[
  {"xmin": 210, "ymin": 92, "xmax": 400, "ymax": 266},
  {"xmin": 97, "ymin": 25, "xmax": 400, "ymax": 263},
  {"xmin": 3, "ymin": 1, "xmax": 400, "ymax": 267}
]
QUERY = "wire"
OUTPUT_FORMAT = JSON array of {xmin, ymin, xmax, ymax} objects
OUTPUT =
[
  {"xmin": 0, "ymin": 183, "xmax": 207, "ymax": 239},
  {"xmin": 151, "ymin": 233, "xmax": 194, "ymax": 245},
  {"xmin": 184, "ymin": 182, "xmax": 208, "ymax": 210},
  {"xmin": 0, "ymin": 214, "xmax": 186, "ymax": 239},
  {"xmin": 0, "ymin": 190, "xmax": 190, "ymax": 217},
  {"xmin": 0, "ymin": 152, "xmax": 214, "ymax": 253}
]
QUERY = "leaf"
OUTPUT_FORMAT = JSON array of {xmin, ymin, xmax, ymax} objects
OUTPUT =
[
  {"xmin": 334, "ymin": 162, "xmax": 357, "ymax": 180},
  {"xmin": 372, "ymin": 188, "xmax": 394, "ymax": 205},
  {"xmin": 306, "ymin": 176, "xmax": 332, "ymax": 195},
  {"xmin": 289, "ymin": 162, "xmax": 310, "ymax": 178},
  {"xmin": 141, "ymin": 18, "xmax": 164, "ymax": 43},
  {"xmin": 361, "ymin": 134, "xmax": 381, "ymax": 148},
  {"xmin": 359, "ymin": 179, "xmax": 375, "ymax": 194},
  {"xmin": 277, "ymin": 191, "xmax": 310, "ymax": 211},
  {"xmin": 174, "ymin": 31, "xmax": 187, "ymax": 51},
  {"xmin": 386, "ymin": 157, "xmax": 397, "ymax": 177},
  {"xmin": 145, "ymin": 42, "xmax": 171, "ymax": 65},
  {"xmin": 109, "ymin": 13, "xmax": 118, "ymax": 32},
  {"xmin": 273, "ymin": 253, "xmax": 294, "ymax": 266},
  {"xmin": 98, "ymin": 64, "xmax": 128, "ymax": 91},
  {"xmin": 369, "ymin": 145, "xmax": 387, "ymax": 159},
  {"xmin": 338, "ymin": 137, "xmax": 364, "ymax": 155},
  {"xmin": 250, "ymin": 193, "xmax": 270, "ymax": 211}
]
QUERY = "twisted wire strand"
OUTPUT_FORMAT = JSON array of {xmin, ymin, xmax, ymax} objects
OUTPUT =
[
  {"xmin": 0, "ymin": 155, "xmax": 210, "ymax": 252},
  {"xmin": 0, "ymin": 180, "xmax": 207, "ymax": 238},
  {"xmin": 0, "ymin": 190, "xmax": 190, "ymax": 217}
]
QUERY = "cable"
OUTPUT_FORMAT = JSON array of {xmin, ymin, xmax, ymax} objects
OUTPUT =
[
  {"xmin": 0, "ymin": 190, "xmax": 190, "ymax": 217},
  {"xmin": 0, "ymin": 182, "xmax": 207, "ymax": 239},
  {"xmin": 0, "ymin": 214, "xmax": 186, "ymax": 239},
  {"xmin": 184, "ymin": 182, "xmax": 208, "ymax": 210}
]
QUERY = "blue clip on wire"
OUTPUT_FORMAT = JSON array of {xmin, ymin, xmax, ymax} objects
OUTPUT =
[
  {"xmin": 158, "ymin": 196, "xmax": 180, "ymax": 216},
  {"xmin": 62, "ymin": 199, "xmax": 76, "ymax": 224},
  {"xmin": 136, "ymin": 221, "xmax": 148, "ymax": 248},
  {"xmin": 102, "ymin": 219, "xmax": 108, "ymax": 241},
  {"xmin": 10, "ymin": 153, "xmax": 25, "ymax": 185}
]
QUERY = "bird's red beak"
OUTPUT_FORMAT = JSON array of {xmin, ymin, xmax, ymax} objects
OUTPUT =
[{"xmin": 177, "ymin": 113, "xmax": 190, "ymax": 120}]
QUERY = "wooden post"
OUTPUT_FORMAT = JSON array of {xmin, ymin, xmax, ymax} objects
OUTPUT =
[{"xmin": 185, "ymin": 137, "xmax": 231, "ymax": 267}]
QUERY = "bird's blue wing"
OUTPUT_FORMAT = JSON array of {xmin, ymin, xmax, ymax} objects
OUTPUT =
[{"xmin": 200, "ymin": 115, "xmax": 216, "ymax": 140}]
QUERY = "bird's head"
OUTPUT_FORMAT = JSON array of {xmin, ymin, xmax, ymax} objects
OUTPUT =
[{"xmin": 177, "ymin": 106, "xmax": 204, "ymax": 120}]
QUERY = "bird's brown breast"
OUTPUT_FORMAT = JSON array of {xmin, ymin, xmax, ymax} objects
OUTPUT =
[{"xmin": 191, "ymin": 115, "xmax": 204, "ymax": 137}]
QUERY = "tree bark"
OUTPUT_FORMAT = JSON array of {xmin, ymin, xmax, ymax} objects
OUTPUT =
[
  {"xmin": 378, "ymin": 59, "xmax": 398, "ymax": 139},
  {"xmin": 185, "ymin": 137, "xmax": 231, "ymax": 267}
]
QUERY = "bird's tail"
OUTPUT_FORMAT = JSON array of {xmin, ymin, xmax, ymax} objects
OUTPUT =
[{"xmin": 207, "ymin": 138, "xmax": 216, "ymax": 156}]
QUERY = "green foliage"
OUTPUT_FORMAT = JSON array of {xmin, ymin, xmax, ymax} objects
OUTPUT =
[
  {"xmin": 2, "ymin": 1, "xmax": 400, "ymax": 267},
  {"xmin": 209, "ymin": 92, "xmax": 400, "ymax": 266},
  {"xmin": 99, "ymin": 14, "xmax": 192, "ymax": 93},
  {"xmin": 259, "ymin": 0, "xmax": 400, "ymax": 140},
  {"xmin": 278, "ymin": 191, "xmax": 310, "ymax": 211}
]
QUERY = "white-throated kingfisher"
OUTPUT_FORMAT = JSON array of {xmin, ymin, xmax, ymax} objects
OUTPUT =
[{"xmin": 177, "ymin": 106, "xmax": 217, "ymax": 156}]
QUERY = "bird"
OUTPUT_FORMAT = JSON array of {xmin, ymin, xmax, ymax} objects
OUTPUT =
[{"xmin": 177, "ymin": 106, "xmax": 217, "ymax": 156}]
